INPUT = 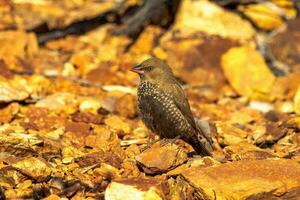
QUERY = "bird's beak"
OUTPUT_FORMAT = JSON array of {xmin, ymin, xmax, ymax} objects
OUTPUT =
[{"xmin": 130, "ymin": 65, "xmax": 144, "ymax": 75}]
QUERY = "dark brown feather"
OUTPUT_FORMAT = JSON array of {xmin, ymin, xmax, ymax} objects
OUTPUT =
[{"xmin": 133, "ymin": 58, "xmax": 214, "ymax": 156}]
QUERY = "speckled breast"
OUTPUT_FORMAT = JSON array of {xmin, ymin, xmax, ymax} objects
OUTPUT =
[{"xmin": 137, "ymin": 81, "xmax": 191, "ymax": 139}]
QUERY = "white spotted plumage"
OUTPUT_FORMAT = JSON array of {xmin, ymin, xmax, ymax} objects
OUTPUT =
[
  {"xmin": 133, "ymin": 58, "xmax": 213, "ymax": 156},
  {"xmin": 137, "ymin": 81, "xmax": 191, "ymax": 138}
]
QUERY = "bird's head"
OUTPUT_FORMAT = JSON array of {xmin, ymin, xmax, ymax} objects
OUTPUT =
[{"xmin": 130, "ymin": 58, "xmax": 174, "ymax": 82}]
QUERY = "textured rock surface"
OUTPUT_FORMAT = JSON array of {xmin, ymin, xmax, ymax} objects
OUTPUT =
[
  {"xmin": 180, "ymin": 159, "xmax": 300, "ymax": 199},
  {"xmin": 239, "ymin": 3, "xmax": 285, "ymax": 30},
  {"xmin": 135, "ymin": 142, "xmax": 188, "ymax": 174},
  {"xmin": 174, "ymin": 0, "xmax": 255, "ymax": 41},
  {"xmin": 221, "ymin": 46, "xmax": 276, "ymax": 100},
  {"xmin": 12, "ymin": 157, "xmax": 52, "ymax": 182},
  {"xmin": 0, "ymin": 0, "xmax": 299, "ymax": 199}
]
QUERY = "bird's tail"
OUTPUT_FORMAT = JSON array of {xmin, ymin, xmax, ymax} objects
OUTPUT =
[
  {"xmin": 189, "ymin": 119, "xmax": 214, "ymax": 156},
  {"xmin": 195, "ymin": 119, "xmax": 214, "ymax": 147},
  {"xmin": 188, "ymin": 136, "xmax": 212, "ymax": 156}
]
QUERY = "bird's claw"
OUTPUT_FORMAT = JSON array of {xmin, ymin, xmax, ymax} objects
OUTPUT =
[{"xmin": 159, "ymin": 136, "xmax": 181, "ymax": 147}]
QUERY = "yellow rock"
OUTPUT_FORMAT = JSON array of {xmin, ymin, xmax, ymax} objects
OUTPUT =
[
  {"xmin": 93, "ymin": 163, "xmax": 121, "ymax": 179},
  {"xmin": 105, "ymin": 115, "xmax": 131, "ymax": 134},
  {"xmin": 16, "ymin": 180, "xmax": 32, "ymax": 189},
  {"xmin": 239, "ymin": 0, "xmax": 297, "ymax": 31},
  {"xmin": 61, "ymin": 146, "xmax": 85, "ymax": 164},
  {"xmin": 294, "ymin": 85, "xmax": 300, "ymax": 114},
  {"xmin": 12, "ymin": 157, "xmax": 52, "ymax": 182},
  {"xmin": 82, "ymin": 25, "xmax": 131, "ymax": 63},
  {"xmin": 0, "ymin": 31, "xmax": 38, "ymax": 59},
  {"xmin": 270, "ymin": 72, "xmax": 300, "ymax": 100},
  {"xmin": 153, "ymin": 46, "xmax": 168, "ymax": 60},
  {"xmin": 239, "ymin": 3, "xmax": 284, "ymax": 30},
  {"xmin": 215, "ymin": 122, "xmax": 248, "ymax": 146},
  {"xmin": 271, "ymin": 0, "xmax": 297, "ymax": 18},
  {"xmin": 276, "ymin": 101, "xmax": 294, "ymax": 113},
  {"xmin": 130, "ymin": 26, "xmax": 162, "ymax": 55},
  {"xmin": 0, "ymin": 75, "xmax": 50, "ymax": 103},
  {"xmin": 78, "ymin": 96, "xmax": 102, "ymax": 113},
  {"xmin": 70, "ymin": 50, "xmax": 97, "ymax": 76},
  {"xmin": 105, "ymin": 178, "xmax": 163, "ymax": 200},
  {"xmin": 174, "ymin": 0, "xmax": 255, "ymax": 41},
  {"xmin": 36, "ymin": 92, "xmax": 78, "ymax": 113},
  {"xmin": 221, "ymin": 46, "xmax": 276, "ymax": 100}
]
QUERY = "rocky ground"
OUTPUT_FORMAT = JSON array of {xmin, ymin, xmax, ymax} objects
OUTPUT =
[{"xmin": 0, "ymin": 0, "xmax": 300, "ymax": 199}]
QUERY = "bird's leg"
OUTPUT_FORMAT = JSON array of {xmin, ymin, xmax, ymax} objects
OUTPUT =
[
  {"xmin": 140, "ymin": 132, "xmax": 159, "ymax": 152},
  {"xmin": 159, "ymin": 135, "xmax": 181, "ymax": 147},
  {"xmin": 147, "ymin": 131, "xmax": 157, "ymax": 147}
]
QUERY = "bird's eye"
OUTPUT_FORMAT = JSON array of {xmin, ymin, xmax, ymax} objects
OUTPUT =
[{"xmin": 148, "ymin": 66, "xmax": 153, "ymax": 71}]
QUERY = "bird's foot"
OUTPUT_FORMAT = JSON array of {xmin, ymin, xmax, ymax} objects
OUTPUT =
[
  {"xmin": 159, "ymin": 136, "xmax": 181, "ymax": 147},
  {"xmin": 140, "ymin": 135, "xmax": 160, "ymax": 152}
]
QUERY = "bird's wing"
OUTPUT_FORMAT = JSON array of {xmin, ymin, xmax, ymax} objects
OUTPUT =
[
  {"xmin": 167, "ymin": 82, "xmax": 214, "ymax": 149},
  {"xmin": 166, "ymin": 82, "xmax": 197, "ymax": 130}
]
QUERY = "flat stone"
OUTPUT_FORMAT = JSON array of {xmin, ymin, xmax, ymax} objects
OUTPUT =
[
  {"xmin": 215, "ymin": 122, "xmax": 248, "ymax": 146},
  {"xmin": 173, "ymin": 0, "xmax": 255, "ymax": 41},
  {"xmin": 0, "ymin": 78, "xmax": 29, "ymax": 102},
  {"xmin": 168, "ymin": 156, "xmax": 221, "ymax": 176},
  {"xmin": 35, "ymin": 92, "xmax": 78, "ymax": 112},
  {"xmin": 12, "ymin": 157, "xmax": 52, "ymax": 182},
  {"xmin": 136, "ymin": 142, "xmax": 188, "ymax": 174},
  {"xmin": 105, "ymin": 178, "xmax": 164, "ymax": 200},
  {"xmin": 180, "ymin": 159, "xmax": 300, "ymax": 199},
  {"xmin": 224, "ymin": 142, "xmax": 277, "ymax": 161},
  {"xmin": 71, "ymin": 111, "xmax": 104, "ymax": 124},
  {"xmin": 0, "ymin": 75, "xmax": 50, "ymax": 103}
]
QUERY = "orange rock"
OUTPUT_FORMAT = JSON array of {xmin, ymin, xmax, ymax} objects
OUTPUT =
[
  {"xmin": 71, "ymin": 111, "xmax": 104, "ymax": 124},
  {"xmin": 0, "ymin": 31, "xmax": 38, "ymax": 70},
  {"xmin": 86, "ymin": 126, "xmax": 125, "ymax": 160},
  {"xmin": 70, "ymin": 50, "xmax": 97, "ymax": 76},
  {"xmin": 130, "ymin": 26, "xmax": 162, "ymax": 55},
  {"xmin": 22, "ymin": 106, "xmax": 66, "ymax": 131},
  {"xmin": 180, "ymin": 159, "xmax": 300, "ymax": 199},
  {"xmin": 0, "ymin": 102, "xmax": 19, "ymax": 123},
  {"xmin": 136, "ymin": 142, "xmax": 188, "ymax": 174},
  {"xmin": 65, "ymin": 121, "xmax": 91, "ymax": 137},
  {"xmin": 224, "ymin": 142, "xmax": 277, "ymax": 161},
  {"xmin": 121, "ymin": 159, "xmax": 141, "ymax": 178},
  {"xmin": 115, "ymin": 94, "xmax": 137, "ymax": 119},
  {"xmin": 104, "ymin": 115, "xmax": 131, "ymax": 134}
]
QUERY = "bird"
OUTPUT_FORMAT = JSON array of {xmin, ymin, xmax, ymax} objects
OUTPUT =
[{"xmin": 130, "ymin": 57, "xmax": 214, "ymax": 156}]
